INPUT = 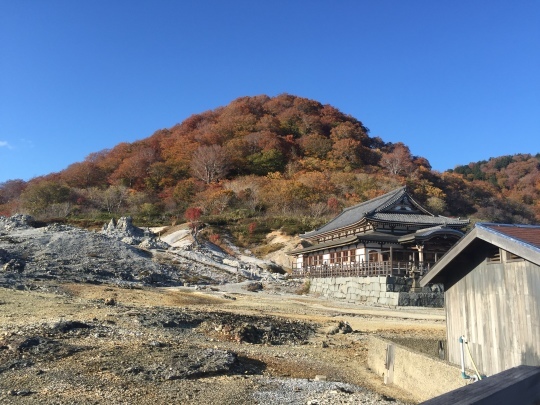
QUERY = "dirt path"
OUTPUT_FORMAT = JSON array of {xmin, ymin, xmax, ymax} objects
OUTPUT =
[{"xmin": 193, "ymin": 284, "xmax": 446, "ymax": 334}]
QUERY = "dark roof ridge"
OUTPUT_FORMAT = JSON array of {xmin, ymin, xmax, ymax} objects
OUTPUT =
[
  {"xmin": 300, "ymin": 186, "xmax": 407, "ymax": 237},
  {"xmin": 369, "ymin": 186, "xmax": 409, "ymax": 214},
  {"xmin": 299, "ymin": 186, "xmax": 469, "ymax": 239},
  {"xmin": 344, "ymin": 186, "xmax": 406, "ymax": 213},
  {"xmin": 416, "ymin": 224, "xmax": 444, "ymax": 232}
]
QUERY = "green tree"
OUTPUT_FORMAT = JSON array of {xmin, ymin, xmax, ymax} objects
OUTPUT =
[
  {"xmin": 20, "ymin": 181, "xmax": 73, "ymax": 217},
  {"xmin": 247, "ymin": 149, "xmax": 285, "ymax": 175}
]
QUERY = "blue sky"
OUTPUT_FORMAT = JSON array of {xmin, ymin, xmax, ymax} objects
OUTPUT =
[{"xmin": 1, "ymin": 1, "xmax": 539, "ymax": 182}]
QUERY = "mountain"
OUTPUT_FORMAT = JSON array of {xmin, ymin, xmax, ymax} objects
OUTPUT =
[
  {"xmin": 446, "ymin": 154, "xmax": 540, "ymax": 223},
  {"xmin": 1, "ymin": 94, "xmax": 539, "ymax": 246}
]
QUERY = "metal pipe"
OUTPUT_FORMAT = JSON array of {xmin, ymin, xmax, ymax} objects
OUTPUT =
[{"xmin": 459, "ymin": 336, "xmax": 470, "ymax": 379}]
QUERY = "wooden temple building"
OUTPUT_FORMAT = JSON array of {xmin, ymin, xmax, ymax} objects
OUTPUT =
[{"xmin": 290, "ymin": 186, "xmax": 469, "ymax": 278}]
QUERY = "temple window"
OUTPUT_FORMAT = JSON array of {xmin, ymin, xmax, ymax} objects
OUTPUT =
[{"xmin": 368, "ymin": 250, "xmax": 379, "ymax": 262}]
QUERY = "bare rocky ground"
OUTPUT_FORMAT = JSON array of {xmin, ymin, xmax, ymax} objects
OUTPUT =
[{"xmin": 0, "ymin": 215, "xmax": 445, "ymax": 404}]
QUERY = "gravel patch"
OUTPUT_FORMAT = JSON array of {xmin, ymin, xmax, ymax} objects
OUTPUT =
[{"xmin": 252, "ymin": 377, "xmax": 405, "ymax": 404}]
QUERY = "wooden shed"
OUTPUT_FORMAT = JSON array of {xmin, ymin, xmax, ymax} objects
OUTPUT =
[{"xmin": 420, "ymin": 223, "xmax": 540, "ymax": 376}]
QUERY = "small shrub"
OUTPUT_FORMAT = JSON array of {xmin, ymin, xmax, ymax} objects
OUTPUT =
[
  {"xmin": 244, "ymin": 282, "xmax": 263, "ymax": 292},
  {"xmin": 253, "ymin": 243, "xmax": 285, "ymax": 257},
  {"xmin": 247, "ymin": 222, "xmax": 257, "ymax": 235},
  {"xmin": 295, "ymin": 280, "xmax": 311, "ymax": 295}
]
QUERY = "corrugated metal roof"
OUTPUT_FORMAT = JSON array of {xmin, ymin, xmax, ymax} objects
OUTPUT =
[
  {"xmin": 479, "ymin": 223, "xmax": 540, "ymax": 250},
  {"xmin": 420, "ymin": 222, "xmax": 540, "ymax": 286}
]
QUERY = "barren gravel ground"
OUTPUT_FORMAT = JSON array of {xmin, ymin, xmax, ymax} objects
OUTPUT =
[
  {"xmin": 0, "ymin": 215, "xmax": 445, "ymax": 404},
  {"xmin": 0, "ymin": 282, "xmax": 444, "ymax": 404}
]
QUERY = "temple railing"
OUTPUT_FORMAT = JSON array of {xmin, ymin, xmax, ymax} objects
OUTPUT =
[{"xmin": 291, "ymin": 261, "xmax": 434, "ymax": 279}]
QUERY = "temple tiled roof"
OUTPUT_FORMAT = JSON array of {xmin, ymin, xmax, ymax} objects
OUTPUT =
[
  {"xmin": 371, "ymin": 213, "xmax": 468, "ymax": 226},
  {"xmin": 397, "ymin": 225, "xmax": 465, "ymax": 243},
  {"xmin": 301, "ymin": 187, "xmax": 408, "ymax": 238},
  {"xmin": 288, "ymin": 235, "xmax": 359, "ymax": 254},
  {"xmin": 301, "ymin": 187, "xmax": 468, "ymax": 239}
]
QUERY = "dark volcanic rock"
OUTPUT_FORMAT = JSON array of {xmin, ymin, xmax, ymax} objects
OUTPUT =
[
  {"xmin": 134, "ymin": 306, "xmax": 316, "ymax": 346},
  {"xmin": 0, "ymin": 334, "xmax": 83, "ymax": 374},
  {"xmin": 164, "ymin": 348, "xmax": 238, "ymax": 380},
  {"xmin": 243, "ymin": 281, "xmax": 263, "ymax": 292},
  {"xmin": 1, "ymin": 258, "xmax": 25, "ymax": 273},
  {"xmin": 49, "ymin": 320, "xmax": 92, "ymax": 333}
]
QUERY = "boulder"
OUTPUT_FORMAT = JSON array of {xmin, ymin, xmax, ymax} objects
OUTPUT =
[{"xmin": 164, "ymin": 348, "xmax": 237, "ymax": 380}]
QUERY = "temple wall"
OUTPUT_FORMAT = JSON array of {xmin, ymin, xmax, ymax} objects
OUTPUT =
[{"xmin": 309, "ymin": 276, "xmax": 444, "ymax": 307}]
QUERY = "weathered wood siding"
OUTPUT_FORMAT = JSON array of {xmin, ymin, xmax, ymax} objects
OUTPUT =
[{"xmin": 446, "ymin": 257, "xmax": 540, "ymax": 376}]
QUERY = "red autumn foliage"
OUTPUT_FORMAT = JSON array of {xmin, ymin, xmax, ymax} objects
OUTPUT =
[
  {"xmin": 184, "ymin": 207, "xmax": 202, "ymax": 223},
  {"xmin": 248, "ymin": 222, "xmax": 257, "ymax": 235},
  {"xmin": 0, "ymin": 94, "xmax": 538, "ymax": 226}
]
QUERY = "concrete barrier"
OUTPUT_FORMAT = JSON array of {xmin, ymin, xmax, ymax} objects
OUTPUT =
[{"xmin": 367, "ymin": 335, "xmax": 471, "ymax": 402}]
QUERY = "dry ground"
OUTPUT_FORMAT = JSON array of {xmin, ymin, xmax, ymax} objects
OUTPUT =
[{"xmin": 0, "ymin": 282, "xmax": 445, "ymax": 404}]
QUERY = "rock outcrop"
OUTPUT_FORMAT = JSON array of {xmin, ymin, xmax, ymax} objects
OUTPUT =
[{"xmin": 0, "ymin": 214, "xmax": 286, "ymax": 290}]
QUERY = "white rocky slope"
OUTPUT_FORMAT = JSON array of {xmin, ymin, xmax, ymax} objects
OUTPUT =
[
  {"xmin": 262, "ymin": 230, "xmax": 301, "ymax": 270},
  {"xmin": 154, "ymin": 225, "xmax": 288, "ymax": 282},
  {"xmin": 0, "ymin": 215, "xmax": 287, "ymax": 290}
]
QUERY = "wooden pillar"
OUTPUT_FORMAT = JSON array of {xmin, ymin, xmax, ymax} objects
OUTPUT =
[
  {"xmin": 417, "ymin": 244, "xmax": 424, "ymax": 263},
  {"xmin": 389, "ymin": 246, "xmax": 394, "ymax": 274}
]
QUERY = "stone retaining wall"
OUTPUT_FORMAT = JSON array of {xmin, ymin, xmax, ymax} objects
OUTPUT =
[{"xmin": 309, "ymin": 276, "xmax": 443, "ymax": 307}]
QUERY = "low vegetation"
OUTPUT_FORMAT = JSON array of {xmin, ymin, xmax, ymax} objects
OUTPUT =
[{"xmin": 296, "ymin": 280, "xmax": 311, "ymax": 295}]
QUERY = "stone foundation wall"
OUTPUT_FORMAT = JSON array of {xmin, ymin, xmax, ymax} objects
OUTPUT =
[{"xmin": 309, "ymin": 276, "xmax": 443, "ymax": 307}]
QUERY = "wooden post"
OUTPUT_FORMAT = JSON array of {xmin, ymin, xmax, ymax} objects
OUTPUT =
[
  {"xmin": 390, "ymin": 246, "xmax": 394, "ymax": 275},
  {"xmin": 417, "ymin": 244, "xmax": 424, "ymax": 264},
  {"xmin": 384, "ymin": 344, "xmax": 395, "ymax": 384}
]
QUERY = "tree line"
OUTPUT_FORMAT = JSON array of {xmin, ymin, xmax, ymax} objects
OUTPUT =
[{"xmin": 1, "ymin": 94, "xmax": 539, "ymax": 243}]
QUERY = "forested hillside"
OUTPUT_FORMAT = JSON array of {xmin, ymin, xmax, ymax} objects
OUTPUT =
[{"xmin": 1, "ymin": 94, "xmax": 539, "ymax": 246}]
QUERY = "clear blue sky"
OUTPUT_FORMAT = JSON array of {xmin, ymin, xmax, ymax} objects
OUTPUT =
[{"xmin": 1, "ymin": 1, "xmax": 539, "ymax": 182}]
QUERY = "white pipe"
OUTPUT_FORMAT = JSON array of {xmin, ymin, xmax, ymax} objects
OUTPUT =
[{"xmin": 459, "ymin": 336, "xmax": 470, "ymax": 379}]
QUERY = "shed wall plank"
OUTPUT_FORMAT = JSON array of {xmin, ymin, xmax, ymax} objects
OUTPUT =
[{"xmin": 446, "ymin": 258, "xmax": 540, "ymax": 376}]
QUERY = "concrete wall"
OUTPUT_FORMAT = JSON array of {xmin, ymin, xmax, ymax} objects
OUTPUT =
[
  {"xmin": 309, "ymin": 276, "xmax": 443, "ymax": 307},
  {"xmin": 367, "ymin": 335, "xmax": 470, "ymax": 402}
]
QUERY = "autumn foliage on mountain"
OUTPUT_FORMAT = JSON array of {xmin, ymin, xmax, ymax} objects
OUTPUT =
[{"xmin": 1, "ymin": 94, "xmax": 539, "ymax": 243}]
